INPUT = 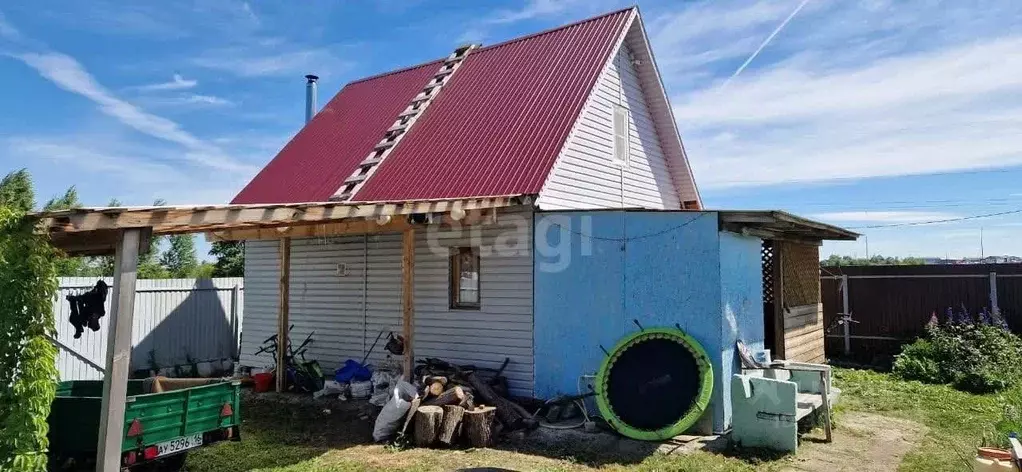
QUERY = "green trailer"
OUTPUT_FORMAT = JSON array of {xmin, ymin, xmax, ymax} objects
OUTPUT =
[{"xmin": 47, "ymin": 378, "xmax": 241, "ymax": 470}]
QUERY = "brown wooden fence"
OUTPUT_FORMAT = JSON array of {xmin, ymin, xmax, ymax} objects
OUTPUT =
[{"xmin": 821, "ymin": 264, "xmax": 1022, "ymax": 364}]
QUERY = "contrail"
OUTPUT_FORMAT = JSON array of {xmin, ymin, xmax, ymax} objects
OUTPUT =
[{"xmin": 720, "ymin": 0, "xmax": 811, "ymax": 90}]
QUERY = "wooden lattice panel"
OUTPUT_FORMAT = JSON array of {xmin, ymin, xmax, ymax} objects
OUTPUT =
[
  {"xmin": 762, "ymin": 241, "xmax": 775, "ymax": 303},
  {"xmin": 778, "ymin": 241, "xmax": 820, "ymax": 307}
]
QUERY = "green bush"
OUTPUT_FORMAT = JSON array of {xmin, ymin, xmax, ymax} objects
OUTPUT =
[{"xmin": 893, "ymin": 321, "xmax": 1022, "ymax": 394}]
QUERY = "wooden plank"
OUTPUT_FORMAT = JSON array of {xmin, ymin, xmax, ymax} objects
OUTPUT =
[
  {"xmin": 773, "ymin": 245, "xmax": 785, "ymax": 359},
  {"xmin": 276, "ymin": 238, "xmax": 292, "ymax": 392},
  {"xmin": 401, "ymin": 230, "xmax": 416, "ymax": 378},
  {"xmin": 402, "ymin": 229, "xmax": 415, "ymax": 380},
  {"xmin": 208, "ymin": 209, "xmax": 499, "ymax": 242},
  {"xmin": 786, "ymin": 336, "xmax": 825, "ymax": 361},
  {"xmin": 96, "ymin": 228, "xmax": 142, "ymax": 471},
  {"xmin": 39, "ymin": 197, "xmax": 516, "ymax": 234},
  {"xmin": 819, "ymin": 370, "xmax": 833, "ymax": 442},
  {"xmin": 785, "ymin": 323, "xmax": 824, "ymax": 345}
]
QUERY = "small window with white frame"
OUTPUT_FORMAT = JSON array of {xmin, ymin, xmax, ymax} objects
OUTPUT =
[
  {"xmin": 450, "ymin": 247, "xmax": 480, "ymax": 309},
  {"xmin": 613, "ymin": 104, "xmax": 630, "ymax": 165}
]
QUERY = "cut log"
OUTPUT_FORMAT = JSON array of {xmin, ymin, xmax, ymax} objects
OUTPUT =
[
  {"xmin": 428, "ymin": 381, "xmax": 445, "ymax": 398},
  {"xmin": 438, "ymin": 405, "xmax": 466, "ymax": 445},
  {"xmin": 425, "ymin": 375, "xmax": 448, "ymax": 387},
  {"xmin": 459, "ymin": 392, "xmax": 475, "ymax": 410},
  {"xmin": 413, "ymin": 406, "xmax": 443, "ymax": 447},
  {"xmin": 423, "ymin": 386, "xmax": 466, "ymax": 407},
  {"xmin": 463, "ymin": 406, "xmax": 496, "ymax": 447},
  {"xmin": 465, "ymin": 372, "xmax": 538, "ymax": 431}
]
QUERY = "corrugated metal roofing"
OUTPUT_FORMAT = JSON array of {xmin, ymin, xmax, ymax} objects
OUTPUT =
[
  {"xmin": 231, "ymin": 61, "xmax": 442, "ymax": 204},
  {"xmin": 352, "ymin": 8, "xmax": 633, "ymax": 202}
]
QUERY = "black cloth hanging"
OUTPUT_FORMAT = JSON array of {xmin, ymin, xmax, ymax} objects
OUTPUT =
[{"xmin": 66, "ymin": 280, "xmax": 109, "ymax": 338}]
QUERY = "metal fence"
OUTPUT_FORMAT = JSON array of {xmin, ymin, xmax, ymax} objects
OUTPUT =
[
  {"xmin": 52, "ymin": 277, "xmax": 244, "ymax": 380},
  {"xmin": 821, "ymin": 264, "xmax": 1022, "ymax": 363}
]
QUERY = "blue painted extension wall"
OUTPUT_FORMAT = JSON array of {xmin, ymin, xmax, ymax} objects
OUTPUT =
[{"xmin": 533, "ymin": 210, "xmax": 764, "ymax": 433}]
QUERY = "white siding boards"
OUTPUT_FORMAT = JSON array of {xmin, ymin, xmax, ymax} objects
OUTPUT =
[
  {"xmin": 537, "ymin": 23, "xmax": 683, "ymax": 211},
  {"xmin": 239, "ymin": 209, "xmax": 535, "ymax": 396}
]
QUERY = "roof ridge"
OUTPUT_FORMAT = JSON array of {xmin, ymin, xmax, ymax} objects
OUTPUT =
[{"xmin": 476, "ymin": 6, "xmax": 636, "ymax": 53}]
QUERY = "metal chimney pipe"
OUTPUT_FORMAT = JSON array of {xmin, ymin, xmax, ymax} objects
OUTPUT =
[{"xmin": 305, "ymin": 74, "xmax": 319, "ymax": 123}]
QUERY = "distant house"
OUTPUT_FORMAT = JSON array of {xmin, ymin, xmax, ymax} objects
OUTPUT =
[{"xmin": 231, "ymin": 7, "xmax": 856, "ymax": 434}]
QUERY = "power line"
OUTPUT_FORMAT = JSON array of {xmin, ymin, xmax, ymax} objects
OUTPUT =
[{"xmin": 847, "ymin": 209, "xmax": 1022, "ymax": 229}]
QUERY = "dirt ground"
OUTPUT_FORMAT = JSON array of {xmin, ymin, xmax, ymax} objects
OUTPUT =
[{"xmin": 780, "ymin": 413, "xmax": 929, "ymax": 472}]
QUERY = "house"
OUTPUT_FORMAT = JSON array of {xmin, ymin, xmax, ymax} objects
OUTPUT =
[{"xmin": 230, "ymin": 7, "xmax": 857, "ymax": 434}]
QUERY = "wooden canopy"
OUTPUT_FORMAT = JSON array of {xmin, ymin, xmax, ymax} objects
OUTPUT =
[
  {"xmin": 29, "ymin": 195, "xmax": 525, "ymax": 471},
  {"xmin": 718, "ymin": 210, "xmax": 859, "ymax": 243},
  {"xmin": 34, "ymin": 196, "xmax": 522, "ymax": 256}
]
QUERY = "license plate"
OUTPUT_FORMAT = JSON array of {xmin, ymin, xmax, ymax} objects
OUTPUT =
[{"xmin": 155, "ymin": 433, "xmax": 203, "ymax": 457}]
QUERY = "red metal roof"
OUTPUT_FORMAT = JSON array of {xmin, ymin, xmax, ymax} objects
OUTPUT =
[
  {"xmin": 353, "ymin": 9, "xmax": 632, "ymax": 202},
  {"xmin": 232, "ymin": 8, "xmax": 634, "ymax": 204},
  {"xmin": 231, "ymin": 61, "xmax": 442, "ymax": 204}
]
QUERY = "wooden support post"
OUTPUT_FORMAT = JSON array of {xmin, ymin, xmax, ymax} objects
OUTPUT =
[
  {"xmin": 402, "ymin": 229, "xmax": 415, "ymax": 380},
  {"xmin": 990, "ymin": 272, "xmax": 999, "ymax": 314},
  {"xmin": 231, "ymin": 284, "xmax": 241, "ymax": 359},
  {"xmin": 96, "ymin": 228, "xmax": 143, "ymax": 472},
  {"xmin": 276, "ymin": 238, "xmax": 291, "ymax": 392},
  {"xmin": 841, "ymin": 274, "xmax": 851, "ymax": 355},
  {"xmin": 772, "ymin": 243, "xmax": 785, "ymax": 359},
  {"xmin": 820, "ymin": 369, "xmax": 833, "ymax": 442}
]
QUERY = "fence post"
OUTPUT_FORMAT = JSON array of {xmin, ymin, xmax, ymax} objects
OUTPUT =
[
  {"xmin": 842, "ymin": 274, "xmax": 851, "ymax": 355},
  {"xmin": 231, "ymin": 284, "xmax": 241, "ymax": 359},
  {"xmin": 990, "ymin": 272, "xmax": 999, "ymax": 314}
]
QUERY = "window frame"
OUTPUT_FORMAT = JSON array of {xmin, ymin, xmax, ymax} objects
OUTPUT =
[
  {"xmin": 612, "ymin": 103, "xmax": 630, "ymax": 166},
  {"xmin": 449, "ymin": 247, "xmax": 481, "ymax": 310}
]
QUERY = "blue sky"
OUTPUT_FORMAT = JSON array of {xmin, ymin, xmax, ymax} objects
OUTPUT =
[{"xmin": 2, "ymin": 0, "xmax": 1022, "ymax": 259}]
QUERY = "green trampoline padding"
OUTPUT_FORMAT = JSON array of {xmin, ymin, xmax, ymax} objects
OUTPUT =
[{"xmin": 594, "ymin": 327, "xmax": 713, "ymax": 441}]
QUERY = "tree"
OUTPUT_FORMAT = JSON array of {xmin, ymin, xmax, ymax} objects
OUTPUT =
[
  {"xmin": 822, "ymin": 254, "xmax": 926, "ymax": 267},
  {"xmin": 42, "ymin": 186, "xmax": 81, "ymax": 211},
  {"xmin": 137, "ymin": 199, "xmax": 170, "ymax": 279},
  {"xmin": 0, "ymin": 172, "xmax": 59, "ymax": 470},
  {"xmin": 160, "ymin": 234, "xmax": 198, "ymax": 278},
  {"xmin": 0, "ymin": 169, "xmax": 34, "ymax": 214},
  {"xmin": 41, "ymin": 187, "xmax": 90, "ymax": 276},
  {"xmin": 209, "ymin": 241, "xmax": 244, "ymax": 277}
]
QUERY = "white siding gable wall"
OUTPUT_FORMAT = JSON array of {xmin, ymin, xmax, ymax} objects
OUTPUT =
[
  {"xmin": 239, "ymin": 209, "xmax": 535, "ymax": 396},
  {"xmin": 536, "ymin": 41, "xmax": 681, "ymax": 210}
]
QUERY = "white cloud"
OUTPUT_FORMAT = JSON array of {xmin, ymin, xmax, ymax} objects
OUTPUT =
[
  {"xmin": 653, "ymin": 0, "xmax": 1022, "ymax": 190},
  {"xmin": 811, "ymin": 211, "xmax": 957, "ymax": 224},
  {"xmin": 488, "ymin": 0, "xmax": 574, "ymax": 24},
  {"xmin": 133, "ymin": 73, "xmax": 197, "ymax": 91},
  {"xmin": 192, "ymin": 47, "xmax": 351, "ymax": 78},
  {"xmin": 13, "ymin": 51, "xmax": 254, "ymax": 173},
  {"xmin": 0, "ymin": 10, "xmax": 21, "ymax": 41}
]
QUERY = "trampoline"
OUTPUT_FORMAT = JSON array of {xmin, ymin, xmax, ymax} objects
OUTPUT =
[{"xmin": 594, "ymin": 327, "xmax": 713, "ymax": 440}]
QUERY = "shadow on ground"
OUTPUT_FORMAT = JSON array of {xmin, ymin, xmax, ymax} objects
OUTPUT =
[{"xmin": 184, "ymin": 391, "xmax": 377, "ymax": 472}]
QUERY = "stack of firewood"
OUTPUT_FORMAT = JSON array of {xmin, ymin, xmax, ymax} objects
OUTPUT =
[{"xmin": 397, "ymin": 357, "xmax": 538, "ymax": 448}]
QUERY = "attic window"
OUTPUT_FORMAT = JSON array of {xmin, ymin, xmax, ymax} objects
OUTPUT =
[
  {"xmin": 613, "ymin": 104, "xmax": 630, "ymax": 165},
  {"xmin": 450, "ymin": 247, "xmax": 480, "ymax": 309}
]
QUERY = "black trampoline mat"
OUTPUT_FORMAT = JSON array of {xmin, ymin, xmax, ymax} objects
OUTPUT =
[{"xmin": 605, "ymin": 337, "xmax": 701, "ymax": 430}]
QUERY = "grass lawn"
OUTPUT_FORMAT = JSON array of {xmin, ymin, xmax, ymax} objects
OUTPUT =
[{"xmin": 185, "ymin": 369, "xmax": 1021, "ymax": 471}]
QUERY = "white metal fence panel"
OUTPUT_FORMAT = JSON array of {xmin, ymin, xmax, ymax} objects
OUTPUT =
[{"xmin": 53, "ymin": 277, "xmax": 244, "ymax": 380}]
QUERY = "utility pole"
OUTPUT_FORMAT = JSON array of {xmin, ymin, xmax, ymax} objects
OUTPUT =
[{"xmin": 981, "ymin": 227, "xmax": 985, "ymax": 259}]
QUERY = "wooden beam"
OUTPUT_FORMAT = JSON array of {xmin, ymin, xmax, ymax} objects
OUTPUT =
[
  {"xmin": 96, "ymin": 228, "xmax": 142, "ymax": 472},
  {"xmin": 276, "ymin": 238, "xmax": 291, "ymax": 392},
  {"xmin": 207, "ymin": 209, "xmax": 498, "ymax": 242},
  {"xmin": 401, "ymin": 229, "xmax": 415, "ymax": 380},
  {"xmin": 39, "ymin": 197, "xmax": 516, "ymax": 234}
]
